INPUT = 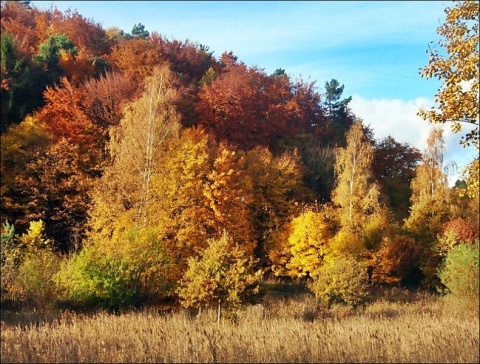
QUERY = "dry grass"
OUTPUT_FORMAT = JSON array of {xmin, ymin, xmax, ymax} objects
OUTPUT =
[{"xmin": 1, "ymin": 290, "xmax": 478, "ymax": 363}]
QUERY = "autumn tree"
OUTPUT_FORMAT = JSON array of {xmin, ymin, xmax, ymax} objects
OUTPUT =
[
  {"xmin": 418, "ymin": 0, "xmax": 479, "ymax": 197},
  {"xmin": 88, "ymin": 65, "xmax": 180, "ymax": 237},
  {"xmin": 177, "ymin": 231, "xmax": 262, "ymax": 317},
  {"xmin": 0, "ymin": 116, "xmax": 52, "ymax": 231},
  {"xmin": 373, "ymin": 136, "xmax": 422, "ymax": 220},
  {"xmin": 195, "ymin": 56, "xmax": 312, "ymax": 151},
  {"xmin": 284, "ymin": 207, "xmax": 335, "ymax": 278},
  {"xmin": 1, "ymin": 220, "xmax": 61, "ymax": 308},
  {"xmin": 368, "ymin": 235, "xmax": 419, "ymax": 286},
  {"xmin": 405, "ymin": 127, "xmax": 452, "ymax": 288},
  {"xmin": 331, "ymin": 121, "xmax": 385, "ymax": 251},
  {"xmin": 308, "ymin": 256, "xmax": 369, "ymax": 309},
  {"xmin": 244, "ymin": 146, "xmax": 310, "ymax": 265},
  {"xmin": 108, "ymin": 34, "xmax": 167, "ymax": 83}
]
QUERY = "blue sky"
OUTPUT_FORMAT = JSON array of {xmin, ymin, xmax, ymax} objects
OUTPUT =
[{"xmin": 33, "ymin": 1, "xmax": 478, "ymax": 180}]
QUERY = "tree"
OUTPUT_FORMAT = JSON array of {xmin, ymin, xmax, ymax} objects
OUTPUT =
[
  {"xmin": 0, "ymin": 115, "xmax": 52, "ymax": 232},
  {"xmin": 177, "ymin": 231, "xmax": 262, "ymax": 317},
  {"xmin": 195, "ymin": 59, "xmax": 312, "ymax": 151},
  {"xmin": 107, "ymin": 65, "xmax": 180, "ymax": 228},
  {"xmin": 331, "ymin": 121, "xmax": 381, "ymax": 233},
  {"xmin": 411, "ymin": 127, "xmax": 450, "ymax": 204},
  {"xmin": 308, "ymin": 256, "xmax": 369, "ymax": 309},
  {"xmin": 131, "ymin": 23, "xmax": 149, "ymax": 38},
  {"xmin": 368, "ymin": 235, "xmax": 419, "ymax": 286},
  {"xmin": 373, "ymin": 136, "xmax": 422, "ymax": 220},
  {"xmin": 322, "ymin": 79, "xmax": 354, "ymax": 147},
  {"xmin": 1, "ymin": 220, "xmax": 61, "ymax": 308},
  {"xmin": 244, "ymin": 146, "xmax": 308, "ymax": 264},
  {"xmin": 438, "ymin": 240, "xmax": 479, "ymax": 315},
  {"xmin": 405, "ymin": 127, "xmax": 452, "ymax": 288},
  {"xmin": 1, "ymin": 30, "xmax": 35, "ymax": 132},
  {"xmin": 418, "ymin": 0, "xmax": 479, "ymax": 197},
  {"xmin": 285, "ymin": 207, "xmax": 334, "ymax": 278},
  {"xmin": 33, "ymin": 33, "xmax": 78, "ymax": 85}
]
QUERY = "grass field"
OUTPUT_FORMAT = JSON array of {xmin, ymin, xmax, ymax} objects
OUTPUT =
[{"xmin": 1, "ymin": 288, "xmax": 478, "ymax": 363}]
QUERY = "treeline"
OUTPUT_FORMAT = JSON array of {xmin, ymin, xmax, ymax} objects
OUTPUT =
[{"xmin": 1, "ymin": 1, "xmax": 478, "ymax": 312}]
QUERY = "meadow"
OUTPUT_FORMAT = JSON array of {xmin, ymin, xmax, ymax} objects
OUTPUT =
[{"xmin": 1, "ymin": 287, "xmax": 478, "ymax": 363}]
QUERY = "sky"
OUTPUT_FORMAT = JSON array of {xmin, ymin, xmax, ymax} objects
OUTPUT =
[{"xmin": 33, "ymin": 1, "xmax": 478, "ymax": 183}]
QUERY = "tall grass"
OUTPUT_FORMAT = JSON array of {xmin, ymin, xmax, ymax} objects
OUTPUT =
[{"xmin": 1, "ymin": 291, "xmax": 478, "ymax": 363}]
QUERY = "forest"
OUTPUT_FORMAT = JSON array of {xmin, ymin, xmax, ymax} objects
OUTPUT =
[{"xmin": 0, "ymin": 0, "xmax": 478, "ymax": 320}]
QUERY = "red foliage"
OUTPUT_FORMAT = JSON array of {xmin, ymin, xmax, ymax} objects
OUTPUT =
[
  {"xmin": 441, "ymin": 217, "xmax": 479, "ymax": 244},
  {"xmin": 38, "ymin": 77, "xmax": 96, "ymax": 145},
  {"xmin": 195, "ymin": 55, "xmax": 321, "ymax": 150}
]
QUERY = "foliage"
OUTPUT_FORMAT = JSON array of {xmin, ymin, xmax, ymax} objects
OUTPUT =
[
  {"xmin": 418, "ymin": 0, "xmax": 479, "ymax": 196},
  {"xmin": 244, "ymin": 146, "xmax": 308, "ymax": 264},
  {"xmin": 1, "ymin": 115, "xmax": 52, "ymax": 228},
  {"xmin": 1, "ymin": 30, "xmax": 35, "ymax": 131},
  {"xmin": 1, "ymin": 220, "xmax": 60, "ymax": 308},
  {"xmin": 322, "ymin": 79, "xmax": 354, "ymax": 147},
  {"xmin": 285, "ymin": 208, "xmax": 334, "ymax": 278},
  {"xmin": 55, "ymin": 226, "xmax": 175, "ymax": 310},
  {"xmin": 404, "ymin": 128, "xmax": 452, "ymax": 289},
  {"xmin": 308, "ymin": 255, "xmax": 369, "ymax": 309},
  {"xmin": 373, "ymin": 136, "xmax": 422, "ymax": 221},
  {"xmin": 440, "ymin": 217, "xmax": 479, "ymax": 245},
  {"xmin": 438, "ymin": 240, "xmax": 479, "ymax": 314},
  {"xmin": 368, "ymin": 235, "xmax": 419, "ymax": 285},
  {"xmin": 177, "ymin": 232, "xmax": 263, "ymax": 311},
  {"xmin": 332, "ymin": 121, "xmax": 381, "ymax": 233}
]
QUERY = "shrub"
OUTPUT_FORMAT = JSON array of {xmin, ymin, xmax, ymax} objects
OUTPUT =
[
  {"xmin": 55, "ymin": 227, "xmax": 175, "ymax": 311},
  {"xmin": 177, "ymin": 231, "xmax": 263, "ymax": 314},
  {"xmin": 438, "ymin": 240, "xmax": 479, "ymax": 314},
  {"xmin": 309, "ymin": 255, "xmax": 369, "ymax": 309},
  {"xmin": 368, "ymin": 235, "xmax": 419, "ymax": 285},
  {"xmin": 1, "ymin": 220, "xmax": 61, "ymax": 308}
]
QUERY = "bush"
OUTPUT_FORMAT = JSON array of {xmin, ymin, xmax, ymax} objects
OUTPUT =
[
  {"xmin": 54, "ymin": 227, "xmax": 175, "ymax": 311},
  {"xmin": 309, "ymin": 256, "xmax": 369, "ymax": 309},
  {"xmin": 177, "ymin": 231, "xmax": 263, "ymax": 314},
  {"xmin": 438, "ymin": 240, "xmax": 479, "ymax": 314},
  {"xmin": 1, "ymin": 220, "xmax": 61, "ymax": 308}
]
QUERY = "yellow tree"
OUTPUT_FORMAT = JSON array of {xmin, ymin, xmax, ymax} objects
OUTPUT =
[
  {"xmin": 331, "ymin": 121, "xmax": 385, "ymax": 255},
  {"xmin": 418, "ymin": 0, "xmax": 479, "ymax": 197},
  {"xmin": 177, "ymin": 231, "xmax": 262, "ymax": 318},
  {"xmin": 285, "ymin": 207, "xmax": 335, "ymax": 278},
  {"xmin": 405, "ymin": 127, "xmax": 451, "ymax": 288},
  {"xmin": 89, "ymin": 64, "xmax": 180, "ymax": 239}
]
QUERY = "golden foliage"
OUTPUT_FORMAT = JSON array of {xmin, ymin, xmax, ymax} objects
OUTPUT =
[
  {"xmin": 285, "ymin": 208, "xmax": 334, "ymax": 278},
  {"xmin": 418, "ymin": 1, "xmax": 479, "ymax": 195},
  {"xmin": 177, "ymin": 231, "xmax": 262, "ymax": 310}
]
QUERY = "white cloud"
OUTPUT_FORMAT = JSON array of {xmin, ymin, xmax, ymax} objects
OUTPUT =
[{"xmin": 349, "ymin": 95, "xmax": 478, "ymax": 185}]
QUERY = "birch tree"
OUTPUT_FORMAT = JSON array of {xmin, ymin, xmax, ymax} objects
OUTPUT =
[{"xmin": 108, "ymin": 65, "xmax": 180, "ymax": 228}]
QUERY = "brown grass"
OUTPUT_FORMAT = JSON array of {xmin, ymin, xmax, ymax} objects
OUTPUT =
[{"xmin": 1, "ymin": 290, "xmax": 478, "ymax": 363}]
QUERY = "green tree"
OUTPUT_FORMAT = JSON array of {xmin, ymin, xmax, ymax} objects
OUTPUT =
[
  {"xmin": 438, "ymin": 240, "xmax": 479, "ymax": 315},
  {"xmin": 322, "ymin": 79, "xmax": 354, "ymax": 146},
  {"xmin": 55, "ymin": 226, "xmax": 175, "ymax": 310},
  {"xmin": 131, "ymin": 23, "xmax": 150, "ymax": 38},
  {"xmin": 0, "ymin": 30, "xmax": 36, "ymax": 132},
  {"xmin": 33, "ymin": 34, "xmax": 78, "ymax": 85}
]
